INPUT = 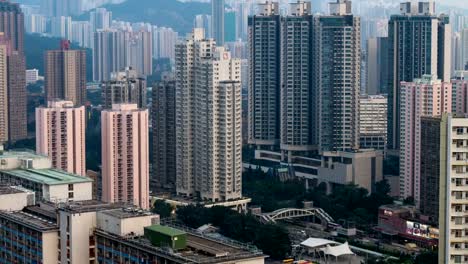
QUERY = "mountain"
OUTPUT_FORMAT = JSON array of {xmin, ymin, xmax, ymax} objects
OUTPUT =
[{"xmin": 100, "ymin": 0, "xmax": 210, "ymax": 34}]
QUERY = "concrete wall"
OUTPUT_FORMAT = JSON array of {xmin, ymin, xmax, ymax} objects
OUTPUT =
[
  {"xmin": 60, "ymin": 210, "xmax": 97, "ymax": 264},
  {"xmin": 0, "ymin": 191, "xmax": 34, "ymax": 211},
  {"xmin": 46, "ymin": 182, "xmax": 92, "ymax": 203},
  {"xmin": 42, "ymin": 231, "xmax": 59, "ymax": 264},
  {"xmin": 97, "ymin": 211, "xmax": 155, "ymax": 237}
]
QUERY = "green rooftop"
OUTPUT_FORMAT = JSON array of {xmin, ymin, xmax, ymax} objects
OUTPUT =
[
  {"xmin": 1, "ymin": 169, "xmax": 93, "ymax": 185},
  {"xmin": 144, "ymin": 225, "xmax": 186, "ymax": 237}
]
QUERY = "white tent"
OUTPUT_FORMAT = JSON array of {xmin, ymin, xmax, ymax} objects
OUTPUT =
[
  {"xmin": 300, "ymin": 238, "xmax": 339, "ymax": 249},
  {"xmin": 321, "ymin": 242, "xmax": 354, "ymax": 257}
]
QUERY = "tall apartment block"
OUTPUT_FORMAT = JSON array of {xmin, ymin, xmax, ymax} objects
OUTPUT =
[
  {"xmin": 280, "ymin": 1, "xmax": 315, "ymax": 161},
  {"xmin": 212, "ymin": 0, "xmax": 225, "ymax": 45},
  {"xmin": 366, "ymin": 37, "xmax": 389, "ymax": 95},
  {"xmin": 93, "ymin": 29, "xmax": 129, "ymax": 82},
  {"xmin": 175, "ymin": 28, "xmax": 242, "ymax": 202},
  {"xmin": 247, "ymin": 2, "xmax": 280, "ymax": 149},
  {"xmin": 45, "ymin": 40, "xmax": 87, "ymax": 106},
  {"xmin": 36, "ymin": 100, "xmax": 86, "ymax": 176},
  {"xmin": 152, "ymin": 73, "xmax": 176, "ymax": 192},
  {"xmin": 452, "ymin": 75, "xmax": 468, "ymax": 115},
  {"xmin": 101, "ymin": 104, "xmax": 149, "ymax": 209},
  {"xmin": 387, "ymin": 1, "xmax": 451, "ymax": 150},
  {"xmin": 102, "ymin": 67, "xmax": 147, "ymax": 109},
  {"xmin": 127, "ymin": 30, "xmax": 153, "ymax": 77},
  {"xmin": 420, "ymin": 116, "xmax": 442, "ymax": 224},
  {"xmin": 0, "ymin": 39, "xmax": 7, "ymax": 144},
  {"xmin": 314, "ymin": 0, "xmax": 361, "ymax": 152},
  {"xmin": 153, "ymin": 26, "xmax": 178, "ymax": 61},
  {"xmin": 359, "ymin": 95, "xmax": 387, "ymax": 151},
  {"xmin": 399, "ymin": 75, "xmax": 451, "ymax": 205},
  {"xmin": 438, "ymin": 114, "xmax": 468, "ymax": 264},
  {"xmin": 0, "ymin": 33, "xmax": 26, "ymax": 143},
  {"xmin": 89, "ymin": 7, "xmax": 112, "ymax": 32},
  {"xmin": 0, "ymin": 0, "xmax": 24, "ymax": 53}
]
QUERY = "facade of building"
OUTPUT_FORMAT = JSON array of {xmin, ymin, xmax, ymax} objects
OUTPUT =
[
  {"xmin": 387, "ymin": 1, "xmax": 451, "ymax": 150},
  {"xmin": 212, "ymin": 0, "xmax": 225, "ymax": 45},
  {"xmin": 175, "ymin": 29, "xmax": 242, "ymax": 202},
  {"xmin": 420, "ymin": 116, "xmax": 442, "ymax": 223},
  {"xmin": 359, "ymin": 94, "xmax": 387, "ymax": 151},
  {"xmin": 93, "ymin": 29, "xmax": 128, "ymax": 82},
  {"xmin": 452, "ymin": 76, "xmax": 468, "ymax": 115},
  {"xmin": 314, "ymin": 0, "xmax": 361, "ymax": 152},
  {"xmin": 45, "ymin": 40, "xmax": 87, "ymax": 106},
  {"xmin": 101, "ymin": 104, "xmax": 149, "ymax": 209},
  {"xmin": 152, "ymin": 26, "xmax": 178, "ymax": 61},
  {"xmin": 50, "ymin": 16, "xmax": 72, "ymax": 39},
  {"xmin": 0, "ymin": 150, "xmax": 93, "ymax": 203},
  {"xmin": 26, "ymin": 68, "xmax": 39, "ymax": 84},
  {"xmin": 102, "ymin": 67, "xmax": 147, "ymax": 109},
  {"xmin": 439, "ymin": 115, "xmax": 468, "ymax": 264},
  {"xmin": 247, "ymin": 2, "xmax": 281, "ymax": 149},
  {"xmin": 71, "ymin": 20, "xmax": 92, "ymax": 48},
  {"xmin": 36, "ymin": 100, "xmax": 86, "ymax": 176},
  {"xmin": 0, "ymin": 0, "xmax": 24, "ymax": 53},
  {"xmin": 280, "ymin": 1, "xmax": 315, "ymax": 160},
  {"xmin": 152, "ymin": 74, "xmax": 176, "ymax": 192},
  {"xmin": 366, "ymin": 37, "xmax": 389, "ymax": 95},
  {"xmin": 400, "ymin": 75, "xmax": 452, "ymax": 205},
  {"xmin": 127, "ymin": 30, "xmax": 153, "ymax": 77},
  {"xmin": 89, "ymin": 7, "xmax": 112, "ymax": 32},
  {"xmin": 0, "ymin": 41, "xmax": 7, "ymax": 144}
]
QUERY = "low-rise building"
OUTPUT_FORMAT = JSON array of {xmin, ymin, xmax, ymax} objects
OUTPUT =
[
  {"xmin": 0, "ymin": 185, "xmax": 35, "ymax": 211},
  {"xmin": 251, "ymin": 149, "xmax": 383, "ymax": 193},
  {"xmin": 0, "ymin": 150, "xmax": 93, "ymax": 203}
]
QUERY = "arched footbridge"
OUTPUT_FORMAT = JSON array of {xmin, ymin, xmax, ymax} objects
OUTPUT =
[{"xmin": 255, "ymin": 207, "xmax": 338, "ymax": 227}]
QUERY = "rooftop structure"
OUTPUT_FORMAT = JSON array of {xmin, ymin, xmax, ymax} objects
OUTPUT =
[{"xmin": 0, "ymin": 210, "xmax": 58, "ymax": 232}]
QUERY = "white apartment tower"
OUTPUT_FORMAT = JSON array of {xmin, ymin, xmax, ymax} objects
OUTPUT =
[{"xmin": 175, "ymin": 28, "xmax": 242, "ymax": 202}]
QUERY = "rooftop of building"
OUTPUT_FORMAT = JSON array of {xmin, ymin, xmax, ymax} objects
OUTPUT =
[
  {"xmin": 59, "ymin": 200, "xmax": 130, "ymax": 214},
  {"xmin": 0, "ymin": 149, "xmax": 47, "ymax": 160},
  {"xmin": 0, "ymin": 210, "xmax": 58, "ymax": 232},
  {"xmin": 0, "ymin": 185, "xmax": 33, "ymax": 195},
  {"xmin": 96, "ymin": 223, "xmax": 266, "ymax": 264},
  {"xmin": 100, "ymin": 207, "xmax": 154, "ymax": 219},
  {"xmin": 0, "ymin": 168, "xmax": 93, "ymax": 185}
]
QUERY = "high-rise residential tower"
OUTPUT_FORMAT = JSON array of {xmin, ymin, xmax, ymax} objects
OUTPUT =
[
  {"xmin": 314, "ymin": 0, "xmax": 361, "ymax": 152},
  {"xmin": 152, "ymin": 26, "xmax": 178, "ymax": 61},
  {"xmin": 102, "ymin": 67, "xmax": 147, "ymax": 109},
  {"xmin": 438, "ymin": 114, "xmax": 468, "ymax": 264},
  {"xmin": 93, "ymin": 30, "xmax": 128, "ymax": 82},
  {"xmin": 399, "ymin": 75, "xmax": 452, "ymax": 205},
  {"xmin": 359, "ymin": 94, "xmax": 387, "ymax": 151},
  {"xmin": 175, "ymin": 28, "xmax": 242, "ymax": 202},
  {"xmin": 45, "ymin": 40, "xmax": 87, "ymax": 106},
  {"xmin": 0, "ymin": 0, "xmax": 24, "ymax": 53},
  {"xmin": 280, "ymin": 1, "xmax": 315, "ymax": 161},
  {"xmin": 152, "ymin": 73, "xmax": 176, "ymax": 192},
  {"xmin": 247, "ymin": 2, "xmax": 280, "ymax": 150},
  {"xmin": 0, "ymin": 39, "xmax": 7, "ymax": 144},
  {"xmin": 366, "ymin": 37, "xmax": 389, "ymax": 95},
  {"xmin": 89, "ymin": 7, "xmax": 112, "ymax": 32},
  {"xmin": 387, "ymin": 1, "xmax": 451, "ymax": 150},
  {"xmin": 36, "ymin": 100, "xmax": 86, "ymax": 176},
  {"xmin": 212, "ymin": 0, "xmax": 225, "ymax": 45},
  {"xmin": 101, "ymin": 104, "xmax": 149, "ymax": 209}
]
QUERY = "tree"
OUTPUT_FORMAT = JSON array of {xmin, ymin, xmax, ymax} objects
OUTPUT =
[{"xmin": 152, "ymin": 200, "xmax": 173, "ymax": 219}]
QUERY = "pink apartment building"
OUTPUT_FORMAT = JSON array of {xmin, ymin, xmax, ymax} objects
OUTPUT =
[
  {"xmin": 452, "ymin": 77, "xmax": 468, "ymax": 115},
  {"xmin": 399, "ymin": 75, "xmax": 452, "ymax": 207},
  {"xmin": 36, "ymin": 100, "xmax": 86, "ymax": 176},
  {"xmin": 101, "ymin": 104, "xmax": 149, "ymax": 209}
]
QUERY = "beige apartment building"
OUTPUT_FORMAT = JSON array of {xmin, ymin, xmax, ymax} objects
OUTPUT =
[{"xmin": 36, "ymin": 100, "xmax": 86, "ymax": 176}]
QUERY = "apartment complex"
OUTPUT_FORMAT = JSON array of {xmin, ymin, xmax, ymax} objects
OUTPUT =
[
  {"xmin": 212, "ymin": 0, "xmax": 225, "ymax": 45},
  {"xmin": 101, "ymin": 104, "xmax": 149, "ymax": 209},
  {"xmin": 387, "ymin": 1, "xmax": 451, "ymax": 150},
  {"xmin": 152, "ymin": 26, "xmax": 178, "ymax": 61},
  {"xmin": 400, "ymin": 75, "xmax": 452, "ymax": 205},
  {"xmin": 248, "ymin": 0, "xmax": 360, "ymax": 159},
  {"xmin": 101, "ymin": 67, "xmax": 147, "ymax": 109},
  {"xmin": 175, "ymin": 28, "xmax": 242, "ymax": 202},
  {"xmin": 452, "ymin": 76, "xmax": 468, "ymax": 115},
  {"xmin": 0, "ymin": 40, "xmax": 7, "ymax": 144},
  {"xmin": 45, "ymin": 40, "xmax": 87, "ymax": 106},
  {"xmin": 359, "ymin": 95, "xmax": 387, "ymax": 151},
  {"xmin": 36, "ymin": 100, "xmax": 86, "ymax": 176},
  {"xmin": 152, "ymin": 73, "xmax": 176, "ymax": 192}
]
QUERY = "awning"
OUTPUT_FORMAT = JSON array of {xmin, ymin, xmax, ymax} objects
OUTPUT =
[
  {"xmin": 321, "ymin": 242, "xmax": 355, "ymax": 257},
  {"xmin": 300, "ymin": 238, "xmax": 339, "ymax": 249}
]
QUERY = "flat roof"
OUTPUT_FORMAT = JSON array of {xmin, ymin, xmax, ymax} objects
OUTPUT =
[
  {"xmin": 101, "ymin": 208, "xmax": 154, "ymax": 219},
  {"xmin": 0, "ymin": 185, "xmax": 31, "ymax": 195},
  {"xmin": 0, "ymin": 150, "xmax": 48, "ymax": 160},
  {"xmin": 1, "ymin": 168, "xmax": 93, "ymax": 185},
  {"xmin": 145, "ymin": 225, "xmax": 186, "ymax": 237},
  {"xmin": 60, "ymin": 200, "xmax": 127, "ymax": 214},
  {"xmin": 0, "ymin": 211, "xmax": 58, "ymax": 232}
]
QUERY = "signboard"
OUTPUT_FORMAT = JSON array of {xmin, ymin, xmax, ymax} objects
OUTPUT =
[{"xmin": 406, "ymin": 221, "xmax": 439, "ymax": 239}]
